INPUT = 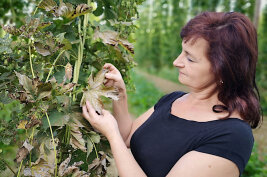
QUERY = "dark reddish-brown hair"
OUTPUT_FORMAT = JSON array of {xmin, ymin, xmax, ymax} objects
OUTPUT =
[{"xmin": 180, "ymin": 12, "xmax": 262, "ymax": 128}]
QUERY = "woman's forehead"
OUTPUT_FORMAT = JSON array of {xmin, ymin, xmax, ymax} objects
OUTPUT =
[{"xmin": 182, "ymin": 38, "xmax": 209, "ymax": 51}]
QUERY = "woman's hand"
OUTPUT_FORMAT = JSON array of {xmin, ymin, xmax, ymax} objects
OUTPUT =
[
  {"xmin": 103, "ymin": 63, "xmax": 126, "ymax": 97},
  {"xmin": 82, "ymin": 101, "xmax": 120, "ymax": 141}
]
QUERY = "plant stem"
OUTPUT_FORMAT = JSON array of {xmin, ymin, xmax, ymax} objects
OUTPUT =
[
  {"xmin": 88, "ymin": 136, "xmax": 99, "ymax": 159},
  {"xmin": 29, "ymin": 128, "xmax": 35, "ymax": 167},
  {"xmin": 17, "ymin": 160, "xmax": 23, "ymax": 177},
  {"xmin": 72, "ymin": 2, "xmax": 90, "ymax": 101},
  {"xmin": 0, "ymin": 157, "xmax": 16, "ymax": 175},
  {"xmin": 45, "ymin": 112, "xmax": 57, "ymax": 177},
  {"xmin": 45, "ymin": 50, "xmax": 65, "ymax": 82},
  {"xmin": 33, "ymin": 0, "xmax": 44, "ymax": 15},
  {"xmin": 28, "ymin": 40, "xmax": 35, "ymax": 78}
]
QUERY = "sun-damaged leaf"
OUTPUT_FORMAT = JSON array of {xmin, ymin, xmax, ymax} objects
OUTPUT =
[
  {"xmin": 56, "ymin": 2, "xmax": 74, "ymax": 18},
  {"xmin": 2, "ymin": 25, "xmax": 22, "ymax": 36},
  {"xmin": 69, "ymin": 4, "xmax": 93, "ymax": 19},
  {"xmin": 34, "ymin": 42, "xmax": 52, "ymax": 56},
  {"xmin": 58, "ymin": 154, "xmax": 88, "ymax": 177},
  {"xmin": 65, "ymin": 62, "xmax": 72, "ymax": 81},
  {"xmin": 38, "ymin": 0, "xmax": 58, "ymax": 12},
  {"xmin": 69, "ymin": 121, "xmax": 86, "ymax": 152},
  {"xmin": 106, "ymin": 156, "xmax": 119, "ymax": 177},
  {"xmin": 23, "ymin": 158, "xmax": 53, "ymax": 177},
  {"xmin": 87, "ymin": 151, "xmax": 110, "ymax": 174},
  {"xmin": 39, "ymin": 0, "xmax": 93, "ymax": 19},
  {"xmin": 17, "ymin": 120, "xmax": 28, "ymax": 129},
  {"xmin": 37, "ymin": 82, "xmax": 52, "ymax": 100},
  {"xmin": 93, "ymin": 29, "xmax": 134, "ymax": 54},
  {"xmin": 80, "ymin": 69, "xmax": 119, "ymax": 114},
  {"xmin": 25, "ymin": 119, "xmax": 42, "ymax": 129},
  {"xmin": 16, "ymin": 140, "xmax": 34, "ymax": 163},
  {"xmin": 37, "ymin": 22, "xmax": 53, "ymax": 30},
  {"xmin": 14, "ymin": 71, "xmax": 37, "ymax": 96}
]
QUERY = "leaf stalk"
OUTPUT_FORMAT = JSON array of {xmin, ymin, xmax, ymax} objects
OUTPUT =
[
  {"xmin": 28, "ymin": 40, "xmax": 35, "ymax": 78},
  {"xmin": 45, "ymin": 50, "xmax": 65, "ymax": 82},
  {"xmin": 45, "ymin": 112, "xmax": 58, "ymax": 177},
  {"xmin": 17, "ymin": 160, "xmax": 23, "ymax": 177}
]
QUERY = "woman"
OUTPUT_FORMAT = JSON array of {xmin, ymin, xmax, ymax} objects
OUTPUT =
[{"xmin": 82, "ymin": 12, "xmax": 262, "ymax": 177}]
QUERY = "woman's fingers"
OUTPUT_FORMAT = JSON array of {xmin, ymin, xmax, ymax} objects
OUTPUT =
[
  {"xmin": 82, "ymin": 105, "xmax": 90, "ymax": 120},
  {"xmin": 86, "ymin": 101, "xmax": 98, "ymax": 118},
  {"xmin": 102, "ymin": 109, "xmax": 110, "ymax": 116},
  {"xmin": 103, "ymin": 63, "xmax": 115, "ymax": 71},
  {"xmin": 105, "ymin": 73, "xmax": 119, "ymax": 81},
  {"xmin": 104, "ymin": 80, "xmax": 114, "ymax": 87}
]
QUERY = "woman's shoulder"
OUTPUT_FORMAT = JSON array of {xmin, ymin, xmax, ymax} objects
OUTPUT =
[{"xmin": 206, "ymin": 118, "xmax": 254, "ymax": 145}]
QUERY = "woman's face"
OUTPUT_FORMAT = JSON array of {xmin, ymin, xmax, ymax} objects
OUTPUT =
[{"xmin": 173, "ymin": 38, "xmax": 216, "ymax": 91}]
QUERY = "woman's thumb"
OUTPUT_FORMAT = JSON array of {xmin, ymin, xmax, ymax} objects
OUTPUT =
[{"xmin": 105, "ymin": 73, "xmax": 117, "ymax": 80}]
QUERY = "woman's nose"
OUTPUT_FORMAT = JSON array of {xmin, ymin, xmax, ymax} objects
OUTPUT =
[{"xmin": 173, "ymin": 53, "xmax": 184, "ymax": 68}]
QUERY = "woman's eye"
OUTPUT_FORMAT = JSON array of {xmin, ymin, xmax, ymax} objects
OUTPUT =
[{"xmin": 186, "ymin": 57, "xmax": 194, "ymax": 62}]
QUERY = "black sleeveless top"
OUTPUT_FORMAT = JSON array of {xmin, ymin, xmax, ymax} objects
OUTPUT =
[{"xmin": 130, "ymin": 91, "xmax": 254, "ymax": 177}]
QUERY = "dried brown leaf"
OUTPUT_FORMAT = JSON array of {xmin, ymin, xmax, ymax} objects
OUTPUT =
[
  {"xmin": 59, "ymin": 155, "xmax": 88, "ymax": 177},
  {"xmin": 69, "ymin": 121, "xmax": 86, "ymax": 152},
  {"xmin": 24, "ymin": 157, "xmax": 53, "ymax": 177},
  {"xmin": 65, "ymin": 62, "xmax": 72, "ymax": 80},
  {"xmin": 34, "ymin": 42, "xmax": 52, "ymax": 56},
  {"xmin": 38, "ymin": 0, "xmax": 58, "ymax": 12},
  {"xmin": 93, "ymin": 29, "xmax": 134, "ymax": 54},
  {"xmin": 15, "ymin": 71, "xmax": 37, "ymax": 95},
  {"xmin": 16, "ymin": 140, "xmax": 34, "ymax": 163},
  {"xmin": 25, "ymin": 119, "xmax": 42, "ymax": 129},
  {"xmin": 17, "ymin": 120, "xmax": 28, "ymax": 129},
  {"xmin": 80, "ymin": 69, "xmax": 119, "ymax": 114},
  {"xmin": 2, "ymin": 25, "xmax": 22, "ymax": 35}
]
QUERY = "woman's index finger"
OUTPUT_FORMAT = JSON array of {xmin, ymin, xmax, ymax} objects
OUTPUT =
[{"xmin": 103, "ymin": 63, "xmax": 114, "ymax": 70}]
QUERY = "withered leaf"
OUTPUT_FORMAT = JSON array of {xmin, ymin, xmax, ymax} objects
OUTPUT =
[
  {"xmin": 58, "ymin": 154, "xmax": 88, "ymax": 177},
  {"xmin": 64, "ymin": 62, "xmax": 72, "ymax": 80},
  {"xmin": 38, "ymin": 0, "xmax": 58, "ymax": 12},
  {"xmin": 2, "ymin": 25, "xmax": 21, "ymax": 36},
  {"xmin": 15, "ymin": 71, "xmax": 37, "ymax": 96},
  {"xmin": 80, "ymin": 69, "xmax": 119, "ymax": 114},
  {"xmin": 23, "ymin": 157, "xmax": 53, "ymax": 177},
  {"xmin": 17, "ymin": 120, "xmax": 28, "ymax": 129},
  {"xmin": 71, "ymin": 4, "xmax": 93, "ymax": 19},
  {"xmin": 37, "ymin": 22, "xmax": 53, "ymax": 30},
  {"xmin": 69, "ymin": 121, "xmax": 86, "ymax": 152},
  {"xmin": 93, "ymin": 29, "xmax": 134, "ymax": 54},
  {"xmin": 34, "ymin": 42, "xmax": 52, "ymax": 56},
  {"xmin": 56, "ymin": 2, "xmax": 74, "ymax": 17},
  {"xmin": 16, "ymin": 140, "xmax": 34, "ymax": 163},
  {"xmin": 37, "ymin": 82, "xmax": 52, "ymax": 100},
  {"xmin": 25, "ymin": 119, "xmax": 42, "ymax": 129},
  {"xmin": 39, "ymin": 0, "xmax": 93, "ymax": 20},
  {"xmin": 87, "ymin": 151, "xmax": 109, "ymax": 175}
]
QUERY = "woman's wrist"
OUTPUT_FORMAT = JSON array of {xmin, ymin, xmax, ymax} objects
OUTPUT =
[
  {"xmin": 107, "ymin": 128, "xmax": 122, "ymax": 143},
  {"xmin": 115, "ymin": 89, "xmax": 127, "ymax": 102}
]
